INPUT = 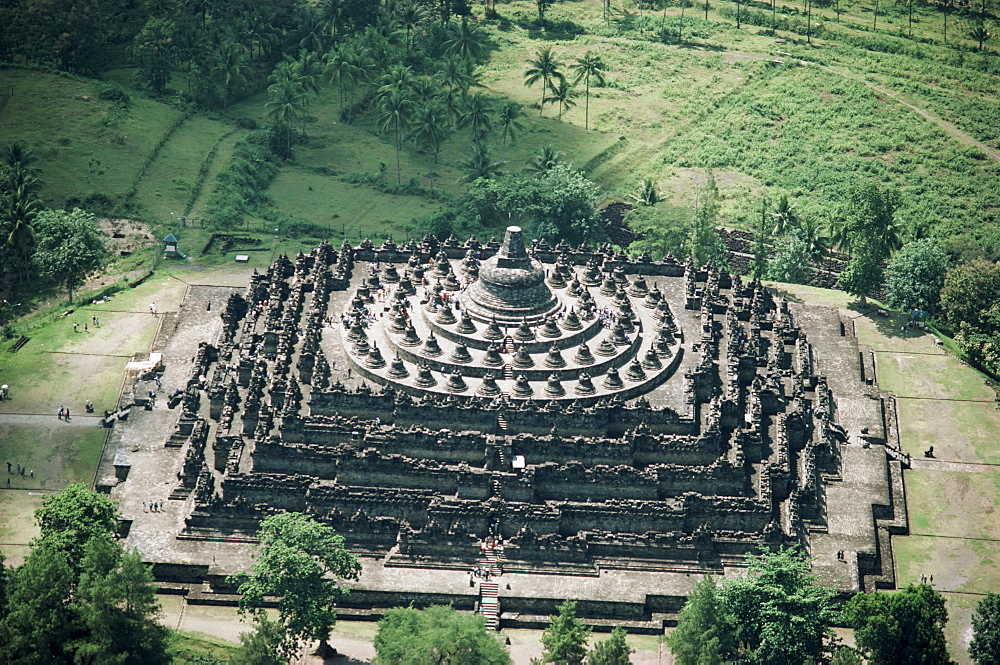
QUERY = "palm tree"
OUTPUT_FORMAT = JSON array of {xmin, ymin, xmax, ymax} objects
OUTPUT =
[
  {"xmin": 318, "ymin": 0, "xmax": 343, "ymax": 39},
  {"xmin": 825, "ymin": 216, "xmax": 852, "ymax": 256},
  {"xmin": 394, "ymin": 1, "xmax": 425, "ymax": 53},
  {"xmin": 969, "ymin": 21, "xmax": 991, "ymax": 50},
  {"xmin": 324, "ymin": 47, "xmax": 355, "ymax": 116},
  {"xmin": 570, "ymin": 52, "xmax": 606, "ymax": 130},
  {"xmin": 376, "ymin": 87, "xmax": 414, "ymax": 185},
  {"xmin": 437, "ymin": 55, "xmax": 481, "ymax": 97},
  {"xmin": 409, "ymin": 104, "xmax": 452, "ymax": 188},
  {"xmin": 460, "ymin": 143, "xmax": 505, "ymax": 183},
  {"xmin": 634, "ymin": 178, "xmax": 663, "ymax": 206},
  {"xmin": 409, "ymin": 76, "xmax": 439, "ymax": 105},
  {"xmin": 544, "ymin": 78, "xmax": 577, "ymax": 121},
  {"xmin": 265, "ymin": 80, "xmax": 307, "ymax": 158},
  {"xmin": 443, "ymin": 18, "xmax": 488, "ymax": 60},
  {"xmin": 212, "ymin": 42, "xmax": 247, "ymax": 109},
  {"xmin": 769, "ymin": 194, "xmax": 799, "ymax": 236},
  {"xmin": 496, "ymin": 101, "xmax": 524, "ymax": 162},
  {"xmin": 457, "ymin": 93, "xmax": 495, "ymax": 143},
  {"xmin": 524, "ymin": 47, "xmax": 565, "ymax": 116},
  {"xmin": 527, "ymin": 145, "xmax": 564, "ymax": 173},
  {"xmin": 378, "ymin": 64, "xmax": 415, "ymax": 96}
]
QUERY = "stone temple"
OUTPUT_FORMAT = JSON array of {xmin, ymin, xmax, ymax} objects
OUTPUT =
[{"xmin": 101, "ymin": 227, "xmax": 907, "ymax": 631}]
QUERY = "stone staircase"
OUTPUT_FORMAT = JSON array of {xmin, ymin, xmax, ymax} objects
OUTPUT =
[
  {"xmin": 479, "ymin": 580, "xmax": 499, "ymax": 630},
  {"xmin": 497, "ymin": 413, "xmax": 508, "ymax": 432}
]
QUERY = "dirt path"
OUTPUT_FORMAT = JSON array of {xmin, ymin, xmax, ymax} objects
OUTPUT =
[
  {"xmin": 0, "ymin": 413, "xmax": 104, "ymax": 426},
  {"xmin": 809, "ymin": 62, "xmax": 1000, "ymax": 162}
]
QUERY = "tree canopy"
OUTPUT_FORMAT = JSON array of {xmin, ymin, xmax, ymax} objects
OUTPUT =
[
  {"xmin": 463, "ymin": 165, "xmax": 603, "ymax": 246},
  {"xmin": 837, "ymin": 182, "xmax": 903, "ymax": 302},
  {"xmin": 970, "ymin": 592, "xmax": 1000, "ymax": 664},
  {"xmin": 373, "ymin": 604, "xmax": 512, "ymax": 665},
  {"xmin": 34, "ymin": 482, "xmax": 119, "ymax": 571},
  {"xmin": 31, "ymin": 208, "xmax": 108, "ymax": 304},
  {"xmin": 587, "ymin": 626, "xmax": 634, "ymax": 665},
  {"xmin": 665, "ymin": 576, "xmax": 734, "ymax": 665},
  {"xmin": 884, "ymin": 239, "xmax": 951, "ymax": 312},
  {"xmin": 0, "ymin": 485, "xmax": 167, "ymax": 664},
  {"xmin": 539, "ymin": 600, "xmax": 590, "ymax": 665},
  {"xmin": 231, "ymin": 512, "xmax": 362, "ymax": 660},
  {"xmin": 843, "ymin": 583, "xmax": 954, "ymax": 665}
]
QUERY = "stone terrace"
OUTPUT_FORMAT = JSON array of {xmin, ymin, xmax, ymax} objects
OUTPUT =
[{"xmin": 101, "ymin": 231, "xmax": 906, "ymax": 630}]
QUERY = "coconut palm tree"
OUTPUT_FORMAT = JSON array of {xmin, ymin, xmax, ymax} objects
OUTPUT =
[
  {"xmin": 570, "ymin": 52, "xmax": 606, "ymax": 130},
  {"xmin": 769, "ymin": 194, "xmax": 799, "ymax": 237},
  {"xmin": 378, "ymin": 64, "xmax": 415, "ymax": 96},
  {"xmin": 524, "ymin": 47, "xmax": 564, "ymax": 116},
  {"xmin": 527, "ymin": 145, "xmax": 564, "ymax": 173},
  {"xmin": 457, "ymin": 93, "xmax": 495, "ymax": 143},
  {"xmin": 394, "ymin": 0, "xmax": 426, "ymax": 53},
  {"xmin": 265, "ymin": 80, "xmax": 307, "ymax": 158},
  {"xmin": 496, "ymin": 101, "xmax": 524, "ymax": 162},
  {"xmin": 212, "ymin": 41, "xmax": 248, "ymax": 109},
  {"xmin": 376, "ymin": 87, "xmax": 415, "ymax": 185},
  {"xmin": 442, "ymin": 18, "xmax": 488, "ymax": 60},
  {"xmin": 409, "ymin": 104, "xmax": 452, "ymax": 188},
  {"xmin": 460, "ymin": 143, "xmax": 505, "ymax": 183},
  {"xmin": 544, "ymin": 78, "xmax": 577, "ymax": 120},
  {"xmin": 437, "ymin": 55, "xmax": 481, "ymax": 97},
  {"xmin": 324, "ymin": 47, "xmax": 355, "ymax": 116}
]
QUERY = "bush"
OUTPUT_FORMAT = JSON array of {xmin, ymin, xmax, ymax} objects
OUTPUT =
[
  {"xmin": 234, "ymin": 116, "xmax": 258, "ymax": 130},
  {"xmin": 98, "ymin": 82, "xmax": 131, "ymax": 107}
]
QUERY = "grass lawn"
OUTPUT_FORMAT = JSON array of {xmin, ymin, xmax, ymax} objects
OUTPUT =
[
  {"xmin": 896, "ymin": 399, "xmax": 1000, "ymax": 464},
  {"xmin": 875, "ymin": 353, "xmax": 995, "ymax": 401},
  {"xmin": 0, "ymin": 67, "xmax": 184, "ymax": 208},
  {"xmin": 134, "ymin": 115, "xmax": 241, "ymax": 225}
]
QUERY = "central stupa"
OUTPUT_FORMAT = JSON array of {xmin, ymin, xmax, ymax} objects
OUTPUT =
[{"xmin": 462, "ymin": 226, "xmax": 560, "ymax": 324}]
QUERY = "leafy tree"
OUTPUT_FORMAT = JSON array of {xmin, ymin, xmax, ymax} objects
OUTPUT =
[
  {"xmin": 540, "ymin": 600, "xmax": 590, "ymax": 665},
  {"xmin": 766, "ymin": 228, "xmax": 813, "ymax": 284},
  {"xmin": 232, "ymin": 618, "xmax": 285, "ymax": 665},
  {"xmin": 437, "ymin": 54, "xmax": 481, "ymax": 97},
  {"xmin": 0, "ymin": 545, "xmax": 75, "ymax": 663},
  {"xmin": 524, "ymin": 47, "xmax": 565, "ymax": 116},
  {"xmin": 970, "ymin": 592, "xmax": 1000, "ymax": 664},
  {"xmin": 544, "ymin": 78, "xmax": 577, "ymax": 121},
  {"xmin": 837, "ymin": 182, "xmax": 902, "ymax": 303},
  {"xmin": 373, "ymin": 604, "xmax": 512, "ymax": 664},
  {"xmin": 130, "ymin": 17, "xmax": 179, "ymax": 93},
  {"xmin": 588, "ymin": 626, "xmax": 634, "ymax": 665},
  {"xmin": 830, "ymin": 647, "xmax": 864, "ymax": 664},
  {"xmin": 884, "ymin": 239, "xmax": 950, "ymax": 313},
  {"xmin": 460, "ymin": 143, "xmax": 505, "ymax": 183},
  {"xmin": 719, "ymin": 546, "xmax": 838, "ymax": 664},
  {"xmin": 625, "ymin": 204, "xmax": 691, "ymax": 261},
  {"xmin": 68, "ymin": 538, "xmax": 170, "ymax": 664},
  {"xmin": 687, "ymin": 173, "xmax": 726, "ymax": 267},
  {"xmin": 410, "ymin": 103, "xmax": 452, "ymax": 187},
  {"xmin": 33, "ymin": 482, "xmax": 119, "ymax": 571},
  {"xmin": 31, "ymin": 209, "xmax": 107, "ymax": 305},
  {"xmin": 666, "ymin": 576, "xmax": 735, "ymax": 665},
  {"xmin": 230, "ymin": 512, "xmax": 362, "ymax": 661},
  {"xmin": 751, "ymin": 196, "xmax": 770, "ymax": 280},
  {"xmin": 496, "ymin": 101, "xmax": 525, "ymax": 162},
  {"xmin": 571, "ymin": 51, "xmax": 606, "ymax": 130},
  {"xmin": 769, "ymin": 193, "xmax": 799, "ymax": 237},
  {"xmin": 940, "ymin": 259, "xmax": 1000, "ymax": 330},
  {"xmin": 843, "ymin": 583, "xmax": 954, "ymax": 665}
]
